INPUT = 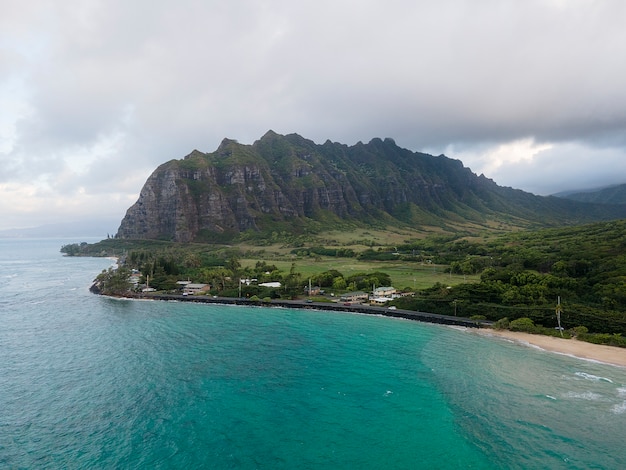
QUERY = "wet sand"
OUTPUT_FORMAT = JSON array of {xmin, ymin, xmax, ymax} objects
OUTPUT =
[{"xmin": 477, "ymin": 328, "xmax": 626, "ymax": 368}]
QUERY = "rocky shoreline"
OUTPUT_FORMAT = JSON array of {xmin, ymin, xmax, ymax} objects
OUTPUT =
[{"xmin": 92, "ymin": 287, "xmax": 486, "ymax": 329}]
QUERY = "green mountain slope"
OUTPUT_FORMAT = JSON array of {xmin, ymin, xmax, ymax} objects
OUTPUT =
[
  {"xmin": 116, "ymin": 131, "xmax": 626, "ymax": 242},
  {"xmin": 558, "ymin": 183, "xmax": 626, "ymax": 204}
]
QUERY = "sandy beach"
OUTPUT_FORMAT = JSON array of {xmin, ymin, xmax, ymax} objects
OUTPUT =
[{"xmin": 476, "ymin": 328, "xmax": 626, "ymax": 368}]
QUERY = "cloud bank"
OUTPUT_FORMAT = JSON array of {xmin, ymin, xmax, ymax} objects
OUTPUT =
[{"xmin": 2, "ymin": 0, "xmax": 626, "ymax": 230}]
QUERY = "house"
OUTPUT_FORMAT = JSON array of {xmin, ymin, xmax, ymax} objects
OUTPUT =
[
  {"xmin": 304, "ymin": 285, "xmax": 322, "ymax": 295},
  {"xmin": 368, "ymin": 286, "xmax": 398, "ymax": 305},
  {"xmin": 372, "ymin": 286, "xmax": 396, "ymax": 298},
  {"xmin": 259, "ymin": 281, "xmax": 281, "ymax": 288},
  {"xmin": 183, "ymin": 283, "xmax": 210, "ymax": 295},
  {"xmin": 339, "ymin": 291, "xmax": 369, "ymax": 303},
  {"xmin": 129, "ymin": 272, "xmax": 142, "ymax": 287}
]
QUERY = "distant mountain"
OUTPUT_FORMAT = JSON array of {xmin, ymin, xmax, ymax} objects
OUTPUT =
[
  {"xmin": 555, "ymin": 183, "xmax": 626, "ymax": 205},
  {"xmin": 0, "ymin": 219, "xmax": 119, "ymax": 239},
  {"xmin": 116, "ymin": 131, "xmax": 626, "ymax": 242}
]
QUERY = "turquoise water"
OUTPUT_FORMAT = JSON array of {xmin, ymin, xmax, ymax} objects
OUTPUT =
[{"xmin": 2, "ymin": 239, "xmax": 626, "ymax": 469}]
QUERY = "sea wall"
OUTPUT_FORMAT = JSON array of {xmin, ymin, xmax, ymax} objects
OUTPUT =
[{"xmin": 125, "ymin": 292, "xmax": 486, "ymax": 329}]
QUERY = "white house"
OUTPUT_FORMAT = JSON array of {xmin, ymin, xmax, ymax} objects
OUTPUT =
[
  {"xmin": 372, "ymin": 286, "xmax": 396, "ymax": 298},
  {"xmin": 339, "ymin": 291, "xmax": 369, "ymax": 302},
  {"xmin": 370, "ymin": 297, "xmax": 392, "ymax": 306},
  {"xmin": 259, "ymin": 281, "xmax": 281, "ymax": 288},
  {"xmin": 183, "ymin": 283, "xmax": 210, "ymax": 295}
]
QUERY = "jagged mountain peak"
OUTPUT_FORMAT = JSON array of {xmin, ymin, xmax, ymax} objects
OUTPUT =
[
  {"xmin": 259, "ymin": 129, "xmax": 280, "ymax": 140},
  {"xmin": 183, "ymin": 149, "xmax": 206, "ymax": 160}
]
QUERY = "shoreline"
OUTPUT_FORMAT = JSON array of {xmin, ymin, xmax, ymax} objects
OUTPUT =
[
  {"xmin": 476, "ymin": 328, "xmax": 626, "ymax": 368},
  {"xmin": 94, "ymin": 290, "xmax": 626, "ymax": 367},
  {"xmin": 103, "ymin": 291, "xmax": 482, "ymax": 328}
]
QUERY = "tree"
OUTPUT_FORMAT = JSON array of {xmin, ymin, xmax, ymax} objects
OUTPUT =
[
  {"xmin": 149, "ymin": 265, "xmax": 172, "ymax": 291},
  {"xmin": 200, "ymin": 268, "xmax": 231, "ymax": 291},
  {"xmin": 183, "ymin": 253, "xmax": 201, "ymax": 269},
  {"xmin": 225, "ymin": 257, "xmax": 241, "ymax": 274},
  {"xmin": 332, "ymin": 277, "xmax": 347, "ymax": 290},
  {"xmin": 95, "ymin": 267, "xmax": 132, "ymax": 295},
  {"xmin": 283, "ymin": 263, "xmax": 302, "ymax": 298},
  {"xmin": 313, "ymin": 270, "xmax": 344, "ymax": 287},
  {"xmin": 60, "ymin": 242, "xmax": 88, "ymax": 256}
]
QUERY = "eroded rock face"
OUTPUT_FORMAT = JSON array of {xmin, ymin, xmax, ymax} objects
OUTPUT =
[
  {"xmin": 116, "ymin": 131, "xmax": 626, "ymax": 242},
  {"xmin": 116, "ymin": 154, "xmax": 358, "ymax": 242}
]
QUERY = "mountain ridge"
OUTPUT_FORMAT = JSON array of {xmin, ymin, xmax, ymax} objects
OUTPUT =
[
  {"xmin": 556, "ymin": 183, "xmax": 626, "ymax": 205},
  {"xmin": 116, "ymin": 131, "xmax": 626, "ymax": 242}
]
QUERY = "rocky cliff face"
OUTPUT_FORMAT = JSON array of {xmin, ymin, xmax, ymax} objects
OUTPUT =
[{"xmin": 116, "ymin": 131, "xmax": 626, "ymax": 242}]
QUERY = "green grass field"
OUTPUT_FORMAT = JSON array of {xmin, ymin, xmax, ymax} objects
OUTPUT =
[
  {"xmin": 82, "ymin": 228, "xmax": 480, "ymax": 291},
  {"xmin": 241, "ymin": 256, "xmax": 478, "ymax": 290}
]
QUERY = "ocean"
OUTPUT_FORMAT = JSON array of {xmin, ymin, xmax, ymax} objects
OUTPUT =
[{"xmin": 1, "ymin": 238, "xmax": 626, "ymax": 469}]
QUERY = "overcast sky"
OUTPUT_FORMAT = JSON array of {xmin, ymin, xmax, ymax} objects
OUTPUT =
[{"xmin": 2, "ymin": 0, "xmax": 626, "ymax": 232}]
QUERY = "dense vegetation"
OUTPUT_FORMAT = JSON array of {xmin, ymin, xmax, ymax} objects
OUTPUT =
[
  {"xmin": 63, "ymin": 219, "xmax": 626, "ymax": 343},
  {"xmin": 392, "ymin": 221, "xmax": 626, "ymax": 336}
]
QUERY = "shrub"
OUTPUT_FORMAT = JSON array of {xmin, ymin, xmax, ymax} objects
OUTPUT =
[
  {"xmin": 570, "ymin": 326, "xmax": 588, "ymax": 337},
  {"xmin": 509, "ymin": 317, "xmax": 536, "ymax": 333},
  {"xmin": 579, "ymin": 333, "xmax": 626, "ymax": 348},
  {"xmin": 493, "ymin": 317, "xmax": 510, "ymax": 330},
  {"xmin": 470, "ymin": 315, "xmax": 486, "ymax": 321}
]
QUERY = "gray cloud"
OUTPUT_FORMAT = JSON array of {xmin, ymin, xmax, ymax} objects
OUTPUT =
[{"xmin": 2, "ymin": 0, "xmax": 626, "ymax": 229}]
